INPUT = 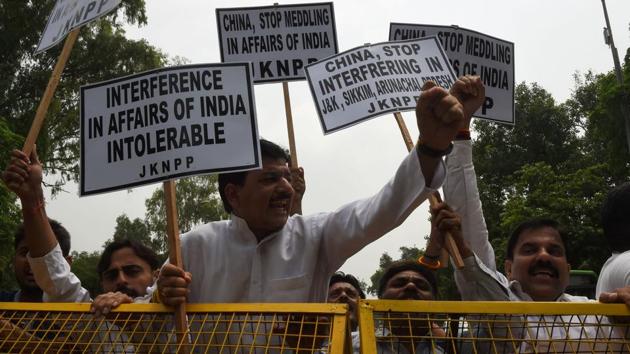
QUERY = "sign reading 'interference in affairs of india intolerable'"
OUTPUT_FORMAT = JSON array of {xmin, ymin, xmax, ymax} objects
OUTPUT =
[{"xmin": 80, "ymin": 63, "xmax": 260, "ymax": 196}]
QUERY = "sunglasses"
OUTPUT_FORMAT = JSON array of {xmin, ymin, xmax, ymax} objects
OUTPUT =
[{"xmin": 101, "ymin": 264, "xmax": 145, "ymax": 282}]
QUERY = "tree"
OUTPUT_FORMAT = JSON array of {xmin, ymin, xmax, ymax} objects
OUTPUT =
[
  {"xmin": 143, "ymin": 175, "xmax": 228, "ymax": 254},
  {"xmin": 0, "ymin": 1, "xmax": 167, "ymax": 195},
  {"xmin": 472, "ymin": 82, "xmax": 585, "ymax": 255},
  {"xmin": 0, "ymin": 118, "xmax": 24, "ymax": 290},
  {"xmin": 107, "ymin": 214, "xmax": 156, "ymax": 250},
  {"xmin": 0, "ymin": 0, "xmax": 166, "ymax": 293},
  {"xmin": 578, "ymin": 72, "xmax": 630, "ymax": 184},
  {"xmin": 70, "ymin": 250, "xmax": 102, "ymax": 298},
  {"xmin": 499, "ymin": 162, "xmax": 611, "ymax": 270}
]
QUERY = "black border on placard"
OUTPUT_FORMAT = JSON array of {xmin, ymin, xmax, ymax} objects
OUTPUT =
[
  {"xmin": 35, "ymin": 0, "xmax": 122, "ymax": 54},
  {"xmin": 388, "ymin": 22, "xmax": 515, "ymax": 125},
  {"xmin": 216, "ymin": 2, "xmax": 338, "ymax": 84},
  {"xmin": 305, "ymin": 36, "xmax": 455, "ymax": 135},
  {"xmin": 79, "ymin": 62, "xmax": 259, "ymax": 196}
]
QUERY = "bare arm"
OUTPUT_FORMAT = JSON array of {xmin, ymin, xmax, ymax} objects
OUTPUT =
[
  {"xmin": 2, "ymin": 149, "xmax": 57, "ymax": 257},
  {"xmin": 3, "ymin": 148, "xmax": 90, "ymax": 302}
]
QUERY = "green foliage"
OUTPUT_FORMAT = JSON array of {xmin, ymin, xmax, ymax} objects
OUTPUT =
[
  {"xmin": 0, "ymin": 117, "xmax": 23, "ymax": 290},
  {"xmin": 0, "ymin": 0, "xmax": 164, "ymax": 292},
  {"xmin": 473, "ymin": 68, "xmax": 630, "ymax": 276},
  {"xmin": 0, "ymin": 0, "xmax": 166, "ymax": 195},
  {"xmin": 144, "ymin": 175, "xmax": 228, "ymax": 254},
  {"xmin": 106, "ymin": 214, "xmax": 156, "ymax": 250},
  {"xmin": 370, "ymin": 62, "xmax": 630, "ymax": 298},
  {"xmin": 472, "ymin": 82, "xmax": 584, "ymax": 253},
  {"xmin": 70, "ymin": 250, "xmax": 102, "ymax": 298},
  {"xmin": 580, "ymin": 74, "xmax": 630, "ymax": 183},
  {"xmin": 499, "ymin": 163, "xmax": 610, "ymax": 270}
]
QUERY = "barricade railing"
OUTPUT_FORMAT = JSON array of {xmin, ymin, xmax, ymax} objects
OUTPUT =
[
  {"xmin": 358, "ymin": 300, "xmax": 630, "ymax": 354},
  {"xmin": 0, "ymin": 302, "xmax": 349, "ymax": 353}
]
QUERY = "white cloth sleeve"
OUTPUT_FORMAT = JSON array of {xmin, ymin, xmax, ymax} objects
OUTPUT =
[{"xmin": 28, "ymin": 244, "xmax": 92, "ymax": 302}]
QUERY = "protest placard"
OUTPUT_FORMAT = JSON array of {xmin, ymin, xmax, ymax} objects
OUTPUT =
[
  {"xmin": 80, "ymin": 63, "xmax": 260, "ymax": 196},
  {"xmin": 36, "ymin": 0, "xmax": 122, "ymax": 54},
  {"xmin": 216, "ymin": 3, "xmax": 338, "ymax": 83},
  {"xmin": 390, "ymin": 23, "xmax": 514, "ymax": 124},
  {"xmin": 305, "ymin": 37, "xmax": 456, "ymax": 134}
]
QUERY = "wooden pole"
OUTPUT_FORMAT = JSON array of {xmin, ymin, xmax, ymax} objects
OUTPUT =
[
  {"xmin": 394, "ymin": 112, "xmax": 415, "ymax": 151},
  {"xmin": 22, "ymin": 28, "xmax": 80, "ymax": 156},
  {"xmin": 163, "ymin": 180, "xmax": 189, "ymax": 350},
  {"xmin": 428, "ymin": 193, "xmax": 465, "ymax": 269},
  {"xmin": 282, "ymin": 82, "xmax": 298, "ymax": 167},
  {"xmin": 392, "ymin": 113, "xmax": 464, "ymax": 269}
]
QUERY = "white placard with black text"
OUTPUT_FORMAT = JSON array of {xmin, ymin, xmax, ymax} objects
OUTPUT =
[
  {"xmin": 36, "ymin": 0, "xmax": 122, "ymax": 54},
  {"xmin": 390, "ymin": 23, "xmax": 514, "ymax": 124},
  {"xmin": 80, "ymin": 63, "xmax": 260, "ymax": 196},
  {"xmin": 305, "ymin": 37, "xmax": 456, "ymax": 134},
  {"xmin": 216, "ymin": 2, "xmax": 338, "ymax": 83}
]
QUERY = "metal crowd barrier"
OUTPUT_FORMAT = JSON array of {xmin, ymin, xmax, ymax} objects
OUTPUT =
[
  {"xmin": 2, "ymin": 301, "xmax": 629, "ymax": 353},
  {"xmin": 358, "ymin": 300, "xmax": 630, "ymax": 354},
  {"xmin": 0, "ymin": 302, "xmax": 349, "ymax": 353}
]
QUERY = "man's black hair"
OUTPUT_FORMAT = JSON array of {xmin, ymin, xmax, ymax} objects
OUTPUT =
[
  {"xmin": 97, "ymin": 239, "xmax": 160, "ymax": 279},
  {"xmin": 506, "ymin": 218, "xmax": 569, "ymax": 260},
  {"xmin": 329, "ymin": 271, "xmax": 366, "ymax": 299},
  {"xmin": 14, "ymin": 218, "xmax": 71, "ymax": 257},
  {"xmin": 601, "ymin": 182, "xmax": 630, "ymax": 252},
  {"xmin": 377, "ymin": 260, "xmax": 438, "ymax": 298},
  {"xmin": 218, "ymin": 139, "xmax": 290, "ymax": 213}
]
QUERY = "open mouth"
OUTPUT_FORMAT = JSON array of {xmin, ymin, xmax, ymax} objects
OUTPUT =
[
  {"xmin": 269, "ymin": 198, "xmax": 290, "ymax": 213},
  {"xmin": 530, "ymin": 268, "xmax": 558, "ymax": 279}
]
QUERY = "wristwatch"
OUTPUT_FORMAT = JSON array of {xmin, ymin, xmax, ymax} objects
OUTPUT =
[{"xmin": 416, "ymin": 139, "xmax": 453, "ymax": 158}]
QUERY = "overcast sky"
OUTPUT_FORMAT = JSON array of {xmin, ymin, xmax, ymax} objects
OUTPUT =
[{"xmin": 43, "ymin": 0, "xmax": 630, "ymax": 286}]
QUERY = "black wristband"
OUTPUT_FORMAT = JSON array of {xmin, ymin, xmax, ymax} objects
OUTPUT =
[
  {"xmin": 455, "ymin": 130, "xmax": 471, "ymax": 140},
  {"xmin": 417, "ymin": 140, "xmax": 453, "ymax": 158}
]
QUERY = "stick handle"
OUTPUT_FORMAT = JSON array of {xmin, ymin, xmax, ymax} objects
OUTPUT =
[
  {"xmin": 163, "ymin": 181, "xmax": 189, "ymax": 349},
  {"xmin": 394, "ymin": 112, "xmax": 415, "ymax": 151},
  {"xmin": 22, "ymin": 28, "xmax": 80, "ymax": 156},
  {"xmin": 282, "ymin": 82, "xmax": 298, "ymax": 167},
  {"xmin": 428, "ymin": 193, "xmax": 465, "ymax": 269},
  {"xmin": 393, "ymin": 113, "xmax": 465, "ymax": 269}
]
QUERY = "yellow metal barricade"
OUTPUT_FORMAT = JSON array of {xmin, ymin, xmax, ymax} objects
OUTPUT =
[
  {"xmin": 358, "ymin": 300, "xmax": 630, "ymax": 354},
  {"xmin": 0, "ymin": 302, "xmax": 349, "ymax": 353}
]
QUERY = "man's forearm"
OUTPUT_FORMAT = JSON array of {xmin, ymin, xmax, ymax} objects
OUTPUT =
[{"xmin": 21, "ymin": 186, "xmax": 58, "ymax": 258}]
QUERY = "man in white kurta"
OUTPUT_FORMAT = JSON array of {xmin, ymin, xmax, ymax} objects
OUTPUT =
[
  {"xmin": 597, "ymin": 182, "xmax": 630, "ymax": 298},
  {"xmin": 442, "ymin": 112, "xmax": 629, "ymax": 352},
  {"xmin": 155, "ymin": 78, "xmax": 482, "ymax": 305}
]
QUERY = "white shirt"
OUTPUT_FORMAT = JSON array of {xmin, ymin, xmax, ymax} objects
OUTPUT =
[
  {"xmin": 444, "ymin": 140, "xmax": 625, "ymax": 353},
  {"xmin": 596, "ymin": 250, "xmax": 630, "ymax": 297},
  {"xmin": 27, "ymin": 246, "xmax": 136, "ymax": 352},
  {"xmin": 28, "ymin": 244, "xmax": 92, "ymax": 303},
  {"xmin": 173, "ymin": 149, "xmax": 444, "ymax": 303}
]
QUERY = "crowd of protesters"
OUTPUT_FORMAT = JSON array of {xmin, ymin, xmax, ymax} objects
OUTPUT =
[{"xmin": 2, "ymin": 76, "xmax": 630, "ymax": 352}]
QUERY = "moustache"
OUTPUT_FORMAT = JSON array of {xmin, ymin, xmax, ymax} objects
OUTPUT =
[
  {"xmin": 528, "ymin": 261, "xmax": 559, "ymax": 278},
  {"xmin": 271, "ymin": 191, "xmax": 293, "ymax": 201},
  {"xmin": 116, "ymin": 286, "xmax": 140, "ymax": 298},
  {"xmin": 400, "ymin": 291, "xmax": 422, "ymax": 300}
]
